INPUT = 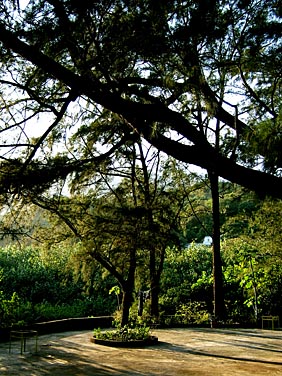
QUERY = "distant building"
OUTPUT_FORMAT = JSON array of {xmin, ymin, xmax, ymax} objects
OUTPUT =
[
  {"xmin": 202, "ymin": 236, "xmax": 213, "ymax": 246},
  {"xmin": 185, "ymin": 236, "xmax": 213, "ymax": 248}
]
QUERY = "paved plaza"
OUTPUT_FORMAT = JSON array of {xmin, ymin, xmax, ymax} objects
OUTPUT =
[{"xmin": 1, "ymin": 327, "xmax": 282, "ymax": 375}]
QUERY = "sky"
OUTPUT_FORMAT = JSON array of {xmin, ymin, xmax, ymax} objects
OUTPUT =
[{"xmin": 20, "ymin": 0, "xmax": 29, "ymax": 9}]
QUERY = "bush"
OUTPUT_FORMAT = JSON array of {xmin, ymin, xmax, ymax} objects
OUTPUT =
[
  {"xmin": 16, "ymin": 298, "xmax": 101, "ymax": 324},
  {"xmin": 0, "ymin": 291, "xmax": 22, "ymax": 328},
  {"xmin": 175, "ymin": 301, "xmax": 210, "ymax": 325}
]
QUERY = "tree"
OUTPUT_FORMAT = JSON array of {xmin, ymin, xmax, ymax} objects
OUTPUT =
[
  {"xmin": 0, "ymin": 0, "xmax": 281, "ymax": 200},
  {"xmin": 0, "ymin": 0, "xmax": 281, "ymax": 328},
  {"xmin": 136, "ymin": 154, "xmax": 188, "ymax": 319},
  {"xmin": 219, "ymin": 191, "xmax": 282, "ymax": 321},
  {"xmin": 182, "ymin": 180, "xmax": 268, "ymax": 321},
  {"xmin": 31, "ymin": 188, "xmax": 142, "ymax": 326},
  {"xmin": 15, "ymin": 138, "xmax": 186, "ymax": 325}
]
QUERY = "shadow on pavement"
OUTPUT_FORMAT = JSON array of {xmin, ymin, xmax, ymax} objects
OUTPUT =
[{"xmin": 156, "ymin": 341, "xmax": 282, "ymax": 366}]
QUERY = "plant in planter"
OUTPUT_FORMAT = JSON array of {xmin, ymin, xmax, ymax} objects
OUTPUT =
[{"xmin": 92, "ymin": 320, "xmax": 158, "ymax": 347}]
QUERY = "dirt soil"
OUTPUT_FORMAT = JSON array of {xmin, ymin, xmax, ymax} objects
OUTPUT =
[{"xmin": 1, "ymin": 327, "xmax": 282, "ymax": 375}]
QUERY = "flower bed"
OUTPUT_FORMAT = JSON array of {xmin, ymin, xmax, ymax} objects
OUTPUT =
[{"xmin": 91, "ymin": 324, "xmax": 158, "ymax": 347}]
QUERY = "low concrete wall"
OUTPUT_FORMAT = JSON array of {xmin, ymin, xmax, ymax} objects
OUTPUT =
[
  {"xmin": 0, "ymin": 328, "xmax": 10, "ymax": 342},
  {"xmin": 29, "ymin": 316, "xmax": 113, "ymax": 335},
  {"xmin": 0, "ymin": 316, "xmax": 113, "ymax": 342}
]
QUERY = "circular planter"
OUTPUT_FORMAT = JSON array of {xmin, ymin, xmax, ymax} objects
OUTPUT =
[{"xmin": 90, "ymin": 335, "xmax": 158, "ymax": 348}]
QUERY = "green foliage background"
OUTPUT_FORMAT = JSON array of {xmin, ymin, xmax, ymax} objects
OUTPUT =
[
  {"xmin": 0, "ymin": 245, "xmax": 116, "ymax": 328},
  {"xmin": 1, "ymin": 182, "xmax": 282, "ymax": 328}
]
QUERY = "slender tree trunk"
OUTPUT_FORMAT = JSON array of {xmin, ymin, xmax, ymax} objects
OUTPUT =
[
  {"xmin": 150, "ymin": 271, "xmax": 159, "ymax": 318},
  {"xmin": 209, "ymin": 171, "xmax": 225, "ymax": 322},
  {"xmin": 249, "ymin": 258, "xmax": 258, "ymax": 323},
  {"xmin": 149, "ymin": 246, "xmax": 158, "ymax": 318},
  {"xmin": 150, "ymin": 245, "xmax": 166, "ymax": 318},
  {"xmin": 120, "ymin": 245, "xmax": 137, "ymax": 326},
  {"xmin": 120, "ymin": 258, "xmax": 135, "ymax": 326}
]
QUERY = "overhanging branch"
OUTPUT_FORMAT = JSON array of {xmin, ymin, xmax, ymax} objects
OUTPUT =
[{"xmin": 0, "ymin": 23, "xmax": 281, "ymax": 199}]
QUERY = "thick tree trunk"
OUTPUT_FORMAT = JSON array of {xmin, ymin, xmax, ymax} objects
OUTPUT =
[
  {"xmin": 209, "ymin": 171, "xmax": 226, "ymax": 322},
  {"xmin": 120, "ymin": 288, "xmax": 133, "ymax": 327},
  {"xmin": 150, "ymin": 277, "xmax": 159, "ymax": 318},
  {"xmin": 150, "ymin": 285, "xmax": 159, "ymax": 318},
  {"xmin": 119, "ymin": 244, "xmax": 137, "ymax": 327},
  {"xmin": 149, "ymin": 246, "xmax": 166, "ymax": 319}
]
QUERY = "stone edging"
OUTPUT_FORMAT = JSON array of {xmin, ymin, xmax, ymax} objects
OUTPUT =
[{"xmin": 90, "ymin": 335, "xmax": 159, "ymax": 348}]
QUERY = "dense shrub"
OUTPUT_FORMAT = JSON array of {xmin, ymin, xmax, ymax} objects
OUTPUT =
[
  {"xmin": 159, "ymin": 245, "xmax": 213, "ymax": 315},
  {"xmin": 0, "ymin": 245, "xmax": 116, "ymax": 328},
  {"xmin": 0, "ymin": 291, "xmax": 22, "ymax": 328}
]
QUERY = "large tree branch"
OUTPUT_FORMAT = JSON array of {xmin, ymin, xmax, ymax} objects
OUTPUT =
[
  {"xmin": 21, "ymin": 90, "xmax": 77, "ymax": 169},
  {"xmin": 0, "ymin": 131, "xmax": 134, "ymax": 194},
  {"xmin": 0, "ymin": 24, "xmax": 209, "ymax": 146},
  {"xmin": 143, "ymin": 131, "xmax": 282, "ymax": 199},
  {"xmin": 119, "ymin": 74, "xmax": 248, "ymax": 134},
  {"xmin": 0, "ymin": 24, "xmax": 281, "ymax": 198}
]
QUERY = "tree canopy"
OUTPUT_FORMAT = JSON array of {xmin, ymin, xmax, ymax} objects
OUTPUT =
[{"xmin": 0, "ymin": 0, "xmax": 281, "ymax": 198}]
